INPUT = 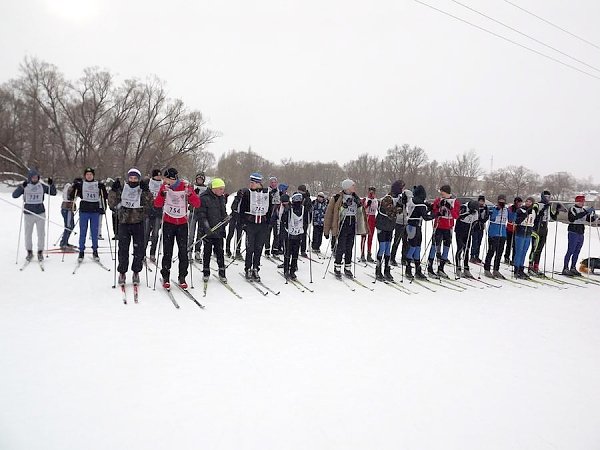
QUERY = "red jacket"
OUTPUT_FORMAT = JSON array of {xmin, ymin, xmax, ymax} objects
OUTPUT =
[
  {"xmin": 432, "ymin": 197, "xmax": 460, "ymax": 230},
  {"xmin": 154, "ymin": 180, "xmax": 201, "ymax": 225}
]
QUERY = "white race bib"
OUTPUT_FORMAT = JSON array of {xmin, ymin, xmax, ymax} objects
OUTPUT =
[
  {"xmin": 149, "ymin": 179, "xmax": 162, "ymax": 199},
  {"xmin": 82, "ymin": 181, "xmax": 100, "ymax": 202},
  {"xmin": 249, "ymin": 190, "xmax": 269, "ymax": 216},
  {"xmin": 289, "ymin": 207, "xmax": 304, "ymax": 236},
  {"xmin": 24, "ymin": 183, "xmax": 44, "ymax": 205},
  {"xmin": 121, "ymin": 184, "xmax": 142, "ymax": 209},
  {"xmin": 164, "ymin": 189, "xmax": 187, "ymax": 218},
  {"xmin": 365, "ymin": 198, "xmax": 378, "ymax": 216},
  {"xmin": 493, "ymin": 208, "xmax": 508, "ymax": 225},
  {"xmin": 524, "ymin": 210, "xmax": 536, "ymax": 227}
]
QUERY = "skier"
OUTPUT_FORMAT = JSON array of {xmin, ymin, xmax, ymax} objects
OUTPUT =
[
  {"xmin": 145, "ymin": 169, "xmax": 163, "ymax": 263},
  {"xmin": 271, "ymin": 193, "xmax": 291, "ymax": 264},
  {"xmin": 264, "ymin": 176, "xmax": 281, "ymax": 257},
  {"xmin": 503, "ymin": 197, "xmax": 522, "ymax": 265},
  {"xmin": 12, "ymin": 168, "xmax": 57, "ymax": 261},
  {"xmin": 323, "ymin": 179, "xmax": 368, "ymax": 278},
  {"xmin": 226, "ymin": 189, "xmax": 243, "ymax": 259},
  {"xmin": 188, "ymin": 172, "xmax": 208, "ymax": 262},
  {"xmin": 483, "ymin": 195, "xmax": 509, "ymax": 279},
  {"xmin": 297, "ymin": 184, "xmax": 312, "ymax": 257},
  {"xmin": 427, "ymin": 185, "xmax": 461, "ymax": 278},
  {"xmin": 390, "ymin": 180, "xmax": 407, "ymax": 266},
  {"xmin": 469, "ymin": 195, "xmax": 489, "ymax": 263},
  {"xmin": 454, "ymin": 199, "xmax": 478, "ymax": 278},
  {"xmin": 404, "ymin": 185, "xmax": 433, "ymax": 280},
  {"xmin": 271, "ymin": 182, "xmax": 289, "ymax": 256},
  {"xmin": 239, "ymin": 172, "xmax": 273, "ymax": 281},
  {"xmin": 563, "ymin": 195, "xmax": 596, "ymax": 277},
  {"xmin": 110, "ymin": 177, "xmax": 121, "ymax": 240},
  {"xmin": 108, "ymin": 168, "xmax": 154, "ymax": 286},
  {"xmin": 360, "ymin": 186, "xmax": 378, "ymax": 263},
  {"xmin": 198, "ymin": 178, "xmax": 228, "ymax": 282},
  {"xmin": 513, "ymin": 196, "xmax": 536, "ymax": 280},
  {"xmin": 311, "ymin": 192, "xmax": 328, "ymax": 254},
  {"xmin": 281, "ymin": 192, "xmax": 309, "ymax": 280},
  {"xmin": 59, "ymin": 178, "xmax": 77, "ymax": 251},
  {"xmin": 154, "ymin": 168, "xmax": 200, "ymax": 289},
  {"xmin": 374, "ymin": 181, "xmax": 401, "ymax": 281},
  {"xmin": 71, "ymin": 167, "xmax": 109, "ymax": 262},
  {"xmin": 528, "ymin": 190, "xmax": 560, "ymax": 276}
]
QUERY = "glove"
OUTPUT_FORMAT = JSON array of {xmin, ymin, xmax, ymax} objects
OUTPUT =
[
  {"xmin": 366, "ymin": 199, "xmax": 372, "ymax": 207},
  {"xmin": 112, "ymin": 179, "xmax": 122, "ymax": 192},
  {"xmin": 47, "ymin": 177, "xmax": 53, "ymax": 185},
  {"xmin": 140, "ymin": 180, "xmax": 149, "ymax": 191},
  {"xmin": 586, "ymin": 206, "xmax": 595, "ymax": 214},
  {"xmin": 22, "ymin": 181, "xmax": 28, "ymax": 187},
  {"xmin": 324, "ymin": 234, "xmax": 329, "ymax": 239}
]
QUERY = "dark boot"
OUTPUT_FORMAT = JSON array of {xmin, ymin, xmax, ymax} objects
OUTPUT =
[
  {"xmin": 375, "ymin": 258, "xmax": 384, "ymax": 281},
  {"xmin": 405, "ymin": 261, "xmax": 413, "ymax": 279},
  {"xmin": 437, "ymin": 260, "xmax": 448, "ymax": 278},
  {"xmin": 344, "ymin": 263, "xmax": 353, "ymax": 278},
  {"xmin": 334, "ymin": 263, "xmax": 342, "ymax": 279},
  {"xmin": 37, "ymin": 250, "xmax": 44, "ymax": 261},
  {"xmin": 25, "ymin": 250, "xmax": 34, "ymax": 262},
  {"xmin": 383, "ymin": 256, "xmax": 393, "ymax": 281},
  {"xmin": 367, "ymin": 252, "xmax": 374, "ymax": 263},
  {"xmin": 415, "ymin": 262, "xmax": 427, "ymax": 280},
  {"xmin": 218, "ymin": 267, "xmax": 227, "ymax": 283}
]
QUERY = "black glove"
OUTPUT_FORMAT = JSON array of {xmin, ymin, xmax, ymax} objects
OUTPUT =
[
  {"xmin": 112, "ymin": 179, "xmax": 122, "ymax": 192},
  {"xmin": 366, "ymin": 199, "xmax": 372, "ymax": 207},
  {"xmin": 47, "ymin": 177, "xmax": 53, "ymax": 186},
  {"xmin": 140, "ymin": 180, "xmax": 149, "ymax": 191},
  {"xmin": 324, "ymin": 234, "xmax": 329, "ymax": 239},
  {"xmin": 22, "ymin": 181, "xmax": 28, "ymax": 188}
]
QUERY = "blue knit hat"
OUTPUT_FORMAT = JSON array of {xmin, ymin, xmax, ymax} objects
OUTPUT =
[{"xmin": 250, "ymin": 172, "xmax": 263, "ymax": 183}]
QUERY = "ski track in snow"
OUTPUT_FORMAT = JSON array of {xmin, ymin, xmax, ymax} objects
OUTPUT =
[{"xmin": 1, "ymin": 192, "xmax": 600, "ymax": 450}]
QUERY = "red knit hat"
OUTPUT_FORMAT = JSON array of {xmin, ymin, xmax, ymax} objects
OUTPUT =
[{"xmin": 575, "ymin": 195, "xmax": 585, "ymax": 202}]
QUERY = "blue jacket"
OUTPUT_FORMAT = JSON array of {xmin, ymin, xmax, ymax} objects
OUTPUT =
[
  {"xmin": 487, "ymin": 206, "xmax": 508, "ymax": 238},
  {"xmin": 312, "ymin": 199, "xmax": 328, "ymax": 227}
]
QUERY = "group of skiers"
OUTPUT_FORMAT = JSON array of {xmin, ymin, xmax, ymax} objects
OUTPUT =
[{"xmin": 12, "ymin": 165, "xmax": 599, "ymax": 292}]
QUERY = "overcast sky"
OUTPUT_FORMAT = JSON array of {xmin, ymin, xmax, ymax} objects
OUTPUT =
[{"xmin": 1, "ymin": 0, "xmax": 599, "ymax": 181}]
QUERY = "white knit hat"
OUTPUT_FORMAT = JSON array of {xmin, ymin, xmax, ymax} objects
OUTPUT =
[{"xmin": 341, "ymin": 179, "xmax": 355, "ymax": 191}]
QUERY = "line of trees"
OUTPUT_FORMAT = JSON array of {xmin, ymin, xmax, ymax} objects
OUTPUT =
[{"xmin": 1, "ymin": 58, "xmax": 596, "ymax": 202}]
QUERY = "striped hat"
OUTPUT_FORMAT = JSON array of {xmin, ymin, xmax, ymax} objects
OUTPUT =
[{"xmin": 250, "ymin": 172, "xmax": 263, "ymax": 183}]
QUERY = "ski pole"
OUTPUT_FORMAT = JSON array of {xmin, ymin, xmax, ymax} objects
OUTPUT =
[
  {"xmin": 112, "ymin": 219, "xmax": 119, "ymax": 289},
  {"xmin": 307, "ymin": 219, "xmax": 313, "ymax": 283},
  {"xmin": 153, "ymin": 214, "xmax": 165, "ymax": 290},
  {"xmin": 588, "ymin": 214, "xmax": 592, "ymax": 280},
  {"xmin": 45, "ymin": 185, "xmax": 51, "ymax": 258},
  {"xmin": 0, "ymin": 196, "xmax": 78, "ymax": 234},
  {"xmin": 15, "ymin": 201, "xmax": 24, "ymax": 264},
  {"xmin": 323, "ymin": 212, "xmax": 344, "ymax": 279}
]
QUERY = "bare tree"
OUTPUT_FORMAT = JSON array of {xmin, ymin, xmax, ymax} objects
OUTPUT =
[
  {"xmin": 444, "ymin": 150, "xmax": 482, "ymax": 196},
  {"xmin": 543, "ymin": 172, "xmax": 576, "ymax": 200},
  {"xmin": 485, "ymin": 165, "xmax": 540, "ymax": 199}
]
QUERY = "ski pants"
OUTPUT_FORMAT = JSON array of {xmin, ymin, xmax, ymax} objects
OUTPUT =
[
  {"xmin": 245, "ymin": 222, "xmax": 268, "ymax": 271},
  {"xmin": 160, "ymin": 221, "xmax": 189, "ymax": 281},
  {"xmin": 335, "ymin": 219, "xmax": 356, "ymax": 266},
  {"xmin": 226, "ymin": 214, "xmax": 243, "ymax": 255},
  {"xmin": 484, "ymin": 236, "xmax": 506, "ymax": 271},
  {"xmin": 406, "ymin": 225, "xmax": 423, "ymax": 262},
  {"xmin": 144, "ymin": 214, "xmax": 162, "ymax": 257},
  {"xmin": 454, "ymin": 222, "xmax": 472, "ymax": 270},
  {"xmin": 79, "ymin": 211, "xmax": 100, "ymax": 252},
  {"xmin": 24, "ymin": 212, "xmax": 45, "ymax": 252},
  {"xmin": 203, "ymin": 237, "xmax": 225, "ymax": 275},
  {"xmin": 283, "ymin": 236, "xmax": 301, "ymax": 273},
  {"xmin": 361, "ymin": 215, "xmax": 377, "ymax": 255},
  {"xmin": 118, "ymin": 221, "xmax": 145, "ymax": 274},
  {"xmin": 504, "ymin": 230, "xmax": 515, "ymax": 261},
  {"xmin": 60, "ymin": 208, "xmax": 75, "ymax": 247},
  {"xmin": 513, "ymin": 233, "xmax": 531, "ymax": 270},
  {"xmin": 187, "ymin": 212, "xmax": 203, "ymax": 254},
  {"xmin": 390, "ymin": 223, "xmax": 408, "ymax": 263},
  {"xmin": 377, "ymin": 230, "xmax": 393, "ymax": 257},
  {"xmin": 312, "ymin": 224, "xmax": 324, "ymax": 251},
  {"xmin": 470, "ymin": 226, "xmax": 484, "ymax": 258},
  {"xmin": 428, "ymin": 228, "xmax": 452, "ymax": 262},
  {"xmin": 564, "ymin": 231, "xmax": 584, "ymax": 270},
  {"xmin": 529, "ymin": 226, "xmax": 548, "ymax": 266}
]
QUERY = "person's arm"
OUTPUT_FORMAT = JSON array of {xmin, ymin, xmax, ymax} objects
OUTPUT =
[
  {"xmin": 154, "ymin": 184, "xmax": 166, "ymax": 208},
  {"xmin": 46, "ymin": 178, "xmax": 57, "ymax": 196},
  {"xmin": 12, "ymin": 183, "xmax": 25, "ymax": 199},
  {"xmin": 451, "ymin": 199, "xmax": 461, "ymax": 219}
]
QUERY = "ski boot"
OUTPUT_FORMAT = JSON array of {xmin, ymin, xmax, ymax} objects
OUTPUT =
[
  {"xmin": 462, "ymin": 268, "xmax": 475, "ymax": 279},
  {"xmin": 427, "ymin": 260, "xmax": 438, "ymax": 278},
  {"xmin": 404, "ymin": 262, "xmax": 413, "ymax": 280},
  {"xmin": 570, "ymin": 268, "xmax": 582, "ymax": 277},
  {"xmin": 179, "ymin": 278, "xmax": 188, "ymax": 289},
  {"xmin": 367, "ymin": 253, "xmax": 375, "ymax": 263},
  {"xmin": 360, "ymin": 253, "xmax": 366, "ymax": 263},
  {"xmin": 203, "ymin": 271, "xmax": 210, "ymax": 283},
  {"xmin": 390, "ymin": 259, "xmax": 398, "ymax": 267},
  {"xmin": 194, "ymin": 251, "xmax": 202, "ymax": 262},
  {"xmin": 561, "ymin": 268, "xmax": 574, "ymax": 277},
  {"xmin": 226, "ymin": 249, "xmax": 232, "ymax": 258},
  {"xmin": 25, "ymin": 250, "xmax": 34, "ymax": 262},
  {"xmin": 78, "ymin": 252, "xmax": 85, "ymax": 262},
  {"xmin": 162, "ymin": 280, "xmax": 171, "ymax": 289},
  {"xmin": 415, "ymin": 264, "xmax": 427, "ymax": 280},
  {"xmin": 301, "ymin": 252, "xmax": 308, "ymax": 258},
  {"xmin": 92, "ymin": 250, "xmax": 100, "ymax": 261},
  {"xmin": 252, "ymin": 268, "xmax": 261, "ymax": 282},
  {"xmin": 132, "ymin": 272, "xmax": 140, "ymax": 286},
  {"xmin": 290, "ymin": 270, "xmax": 297, "ymax": 281},
  {"xmin": 344, "ymin": 264, "xmax": 354, "ymax": 279},
  {"xmin": 493, "ymin": 270, "xmax": 506, "ymax": 279},
  {"xmin": 118, "ymin": 272, "xmax": 126, "ymax": 286},
  {"xmin": 218, "ymin": 267, "xmax": 227, "ymax": 283},
  {"xmin": 245, "ymin": 268, "xmax": 253, "ymax": 280},
  {"xmin": 37, "ymin": 250, "xmax": 44, "ymax": 261},
  {"xmin": 383, "ymin": 256, "xmax": 394, "ymax": 281},
  {"xmin": 437, "ymin": 261, "xmax": 449, "ymax": 278},
  {"xmin": 264, "ymin": 248, "xmax": 271, "ymax": 257},
  {"xmin": 484, "ymin": 270, "xmax": 495, "ymax": 279},
  {"xmin": 375, "ymin": 260, "xmax": 385, "ymax": 281},
  {"xmin": 334, "ymin": 264, "xmax": 342, "ymax": 279}
]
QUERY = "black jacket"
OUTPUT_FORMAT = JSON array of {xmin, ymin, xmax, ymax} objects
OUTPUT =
[
  {"xmin": 198, "ymin": 188, "xmax": 228, "ymax": 238},
  {"xmin": 239, "ymin": 187, "xmax": 273, "ymax": 225}
]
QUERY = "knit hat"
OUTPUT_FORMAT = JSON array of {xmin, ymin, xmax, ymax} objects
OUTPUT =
[
  {"xmin": 269, "ymin": 176, "xmax": 278, "ymax": 183},
  {"xmin": 478, "ymin": 195, "xmax": 485, "ymax": 201},
  {"xmin": 164, "ymin": 167, "xmax": 178, "ymax": 179},
  {"xmin": 317, "ymin": 192, "xmax": 325, "ymax": 198},
  {"xmin": 211, "ymin": 178, "xmax": 225, "ymax": 189},
  {"xmin": 413, "ymin": 185, "xmax": 426, "ymax": 204},
  {"xmin": 250, "ymin": 172, "xmax": 263, "ymax": 183},
  {"xmin": 151, "ymin": 169, "xmax": 161, "ymax": 177},
  {"xmin": 341, "ymin": 179, "xmax": 355, "ymax": 191},
  {"xmin": 27, "ymin": 168, "xmax": 40, "ymax": 182},
  {"xmin": 84, "ymin": 167, "xmax": 95, "ymax": 175},
  {"xmin": 440, "ymin": 185, "xmax": 451, "ymax": 195},
  {"xmin": 291, "ymin": 192, "xmax": 303, "ymax": 203},
  {"xmin": 575, "ymin": 194, "xmax": 585, "ymax": 202},
  {"xmin": 497, "ymin": 194, "xmax": 506, "ymax": 202},
  {"xmin": 280, "ymin": 193, "xmax": 290, "ymax": 203},
  {"xmin": 196, "ymin": 172, "xmax": 205, "ymax": 180},
  {"xmin": 298, "ymin": 184, "xmax": 307, "ymax": 193},
  {"xmin": 127, "ymin": 168, "xmax": 142, "ymax": 180},
  {"xmin": 514, "ymin": 196, "xmax": 523, "ymax": 203},
  {"xmin": 278, "ymin": 183, "xmax": 288, "ymax": 192},
  {"xmin": 391, "ymin": 180, "xmax": 405, "ymax": 197}
]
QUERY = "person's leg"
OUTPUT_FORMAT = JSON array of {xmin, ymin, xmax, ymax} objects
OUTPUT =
[
  {"xmin": 214, "ymin": 238, "xmax": 225, "ymax": 269},
  {"xmin": 79, "ymin": 212, "xmax": 90, "ymax": 253},
  {"xmin": 160, "ymin": 223, "xmax": 176, "ymax": 281},
  {"xmin": 245, "ymin": 224, "xmax": 257, "ymax": 271},
  {"xmin": 131, "ymin": 222, "xmax": 144, "ymax": 274},
  {"xmin": 89, "ymin": 213, "xmax": 100, "ymax": 251},
  {"xmin": 23, "ymin": 214, "xmax": 35, "ymax": 252},
  {"xmin": 117, "ymin": 223, "xmax": 130, "ymax": 274},
  {"xmin": 391, "ymin": 223, "xmax": 403, "ymax": 262},
  {"xmin": 493, "ymin": 237, "xmax": 506, "ymax": 271},
  {"xmin": 484, "ymin": 236, "xmax": 495, "ymax": 271},
  {"xmin": 252, "ymin": 225, "xmax": 268, "ymax": 270},
  {"xmin": 570, "ymin": 233, "xmax": 585, "ymax": 270},
  {"xmin": 534, "ymin": 228, "xmax": 548, "ymax": 266},
  {"xmin": 176, "ymin": 224, "xmax": 189, "ymax": 281},
  {"xmin": 150, "ymin": 216, "xmax": 161, "ymax": 258},
  {"xmin": 291, "ymin": 239, "xmax": 300, "ymax": 273},
  {"xmin": 203, "ymin": 237, "xmax": 213, "ymax": 275},
  {"xmin": 60, "ymin": 209, "xmax": 69, "ymax": 247}
]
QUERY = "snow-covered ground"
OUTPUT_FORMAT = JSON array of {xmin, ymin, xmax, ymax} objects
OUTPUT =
[{"xmin": 1, "ymin": 191, "xmax": 600, "ymax": 450}]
